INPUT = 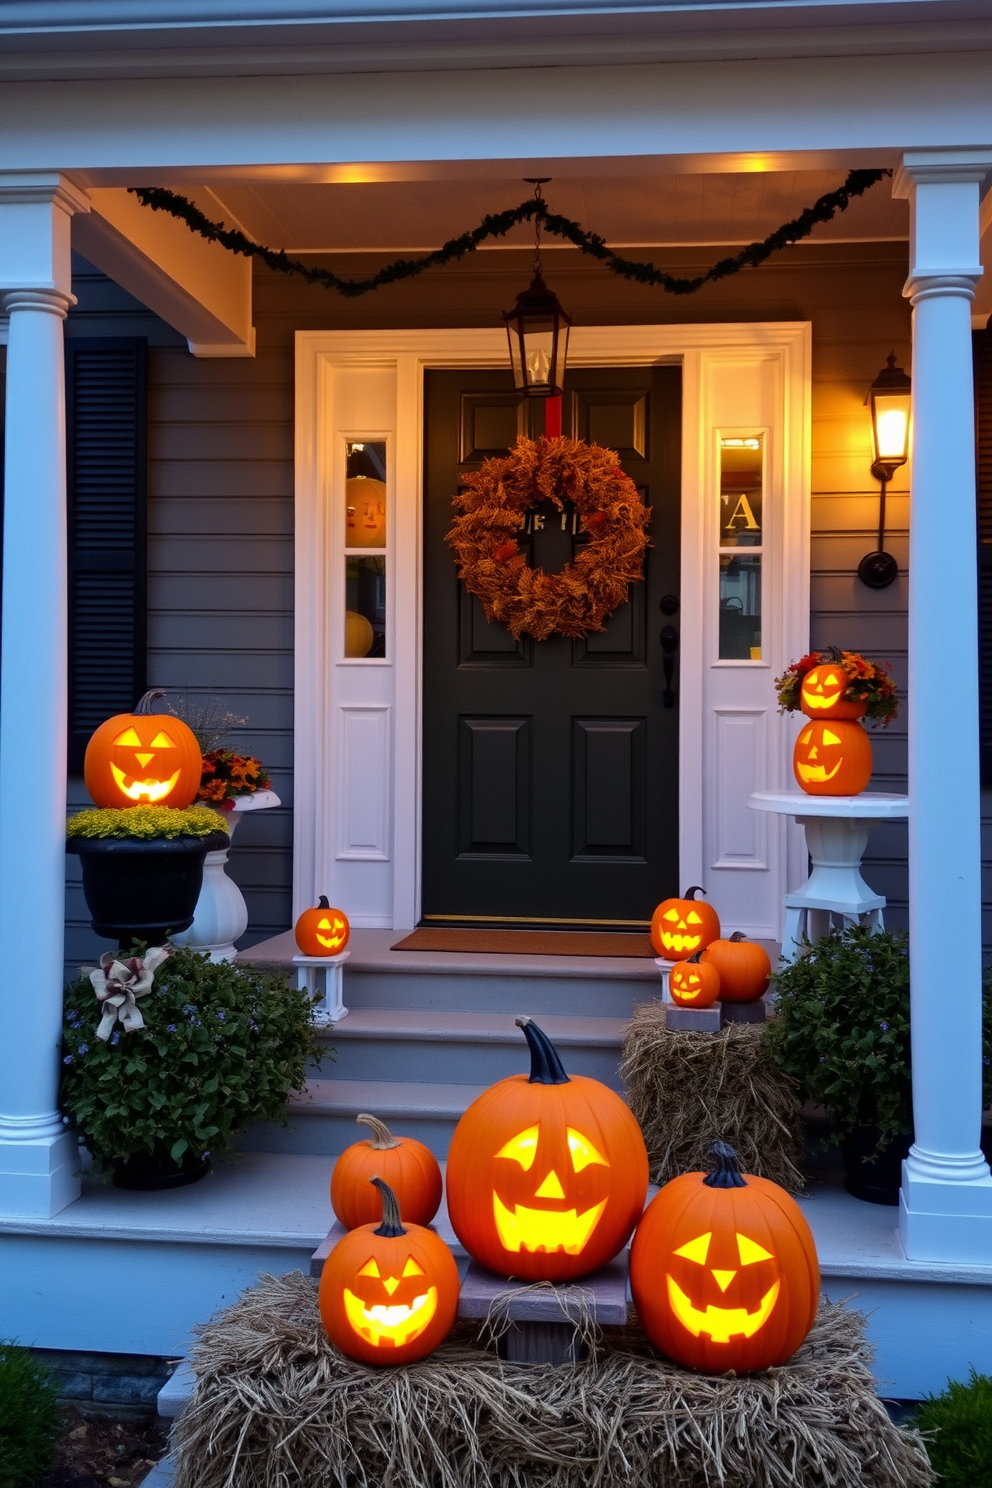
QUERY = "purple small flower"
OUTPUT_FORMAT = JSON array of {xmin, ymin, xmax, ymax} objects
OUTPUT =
[
  {"xmin": 110, "ymin": 1031, "xmax": 120, "ymax": 1046},
  {"xmin": 78, "ymin": 1043, "xmax": 89, "ymax": 1055},
  {"xmin": 880, "ymin": 1021, "xmax": 890, "ymax": 1033},
  {"xmin": 62, "ymin": 1055, "xmax": 73, "ymax": 1065},
  {"xmin": 167, "ymin": 1024, "xmax": 177, "ymax": 1033},
  {"xmin": 183, "ymin": 1004, "xmax": 197, "ymax": 1015},
  {"xmin": 818, "ymin": 1055, "xmax": 826, "ymax": 1064},
  {"xmin": 216, "ymin": 1010, "xmax": 226, "ymax": 1022}
]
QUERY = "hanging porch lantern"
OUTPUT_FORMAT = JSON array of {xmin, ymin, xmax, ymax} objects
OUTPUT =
[
  {"xmin": 859, "ymin": 353, "xmax": 912, "ymax": 589},
  {"xmin": 503, "ymin": 182, "xmax": 571, "ymax": 398}
]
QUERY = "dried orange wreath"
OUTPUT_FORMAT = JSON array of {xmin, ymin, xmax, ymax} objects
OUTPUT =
[{"xmin": 446, "ymin": 436, "xmax": 651, "ymax": 641}]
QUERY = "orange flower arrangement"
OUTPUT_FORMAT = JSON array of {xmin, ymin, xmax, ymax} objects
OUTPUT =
[
  {"xmin": 197, "ymin": 750, "xmax": 271, "ymax": 810},
  {"xmin": 775, "ymin": 647, "xmax": 899, "ymax": 726}
]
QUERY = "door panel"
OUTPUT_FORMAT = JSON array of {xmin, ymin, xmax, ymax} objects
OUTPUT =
[{"xmin": 422, "ymin": 365, "xmax": 681, "ymax": 928}]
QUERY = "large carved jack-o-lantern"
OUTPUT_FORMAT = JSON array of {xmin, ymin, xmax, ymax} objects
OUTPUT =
[
  {"xmin": 630, "ymin": 1143, "xmax": 819, "ymax": 1373},
  {"xmin": 84, "ymin": 690, "xmax": 202, "ymax": 809},
  {"xmin": 800, "ymin": 646, "xmax": 866, "ymax": 721},
  {"xmin": 793, "ymin": 720, "xmax": 873, "ymax": 797},
  {"xmin": 446, "ymin": 1018, "xmax": 648, "ymax": 1282},
  {"xmin": 319, "ymin": 1176, "xmax": 458, "ymax": 1365},
  {"xmin": 295, "ymin": 896, "xmax": 350, "ymax": 956},
  {"xmin": 651, "ymin": 886, "xmax": 721, "ymax": 962}
]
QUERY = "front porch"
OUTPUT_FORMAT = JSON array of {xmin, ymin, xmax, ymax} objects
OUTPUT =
[{"xmin": 1, "ymin": 67, "xmax": 992, "ymax": 1397}]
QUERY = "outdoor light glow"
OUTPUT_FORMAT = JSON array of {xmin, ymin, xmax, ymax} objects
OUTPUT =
[{"xmin": 874, "ymin": 402, "xmax": 910, "ymax": 461}]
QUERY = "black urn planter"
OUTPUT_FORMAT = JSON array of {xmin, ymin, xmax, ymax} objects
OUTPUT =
[
  {"xmin": 67, "ymin": 832, "xmax": 229, "ymax": 947},
  {"xmin": 112, "ymin": 1147, "xmax": 211, "ymax": 1191},
  {"xmin": 840, "ymin": 1127, "xmax": 913, "ymax": 1205}
]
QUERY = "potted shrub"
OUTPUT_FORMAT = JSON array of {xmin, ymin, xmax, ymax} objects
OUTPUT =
[
  {"xmin": 767, "ymin": 926, "xmax": 913, "ymax": 1202},
  {"xmin": 66, "ymin": 805, "xmax": 229, "ymax": 946},
  {"xmin": 60, "ymin": 943, "xmax": 322, "ymax": 1189}
]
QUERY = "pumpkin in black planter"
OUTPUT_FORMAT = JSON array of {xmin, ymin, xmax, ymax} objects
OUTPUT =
[{"xmin": 66, "ymin": 806, "xmax": 229, "ymax": 946}]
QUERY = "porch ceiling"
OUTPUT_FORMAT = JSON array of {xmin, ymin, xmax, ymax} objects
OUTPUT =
[{"xmin": 189, "ymin": 169, "xmax": 908, "ymax": 253}]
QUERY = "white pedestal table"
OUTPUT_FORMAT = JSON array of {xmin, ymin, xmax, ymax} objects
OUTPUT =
[
  {"xmin": 171, "ymin": 789, "xmax": 281, "ymax": 961},
  {"xmin": 748, "ymin": 790, "xmax": 909, "ymax": 962}
]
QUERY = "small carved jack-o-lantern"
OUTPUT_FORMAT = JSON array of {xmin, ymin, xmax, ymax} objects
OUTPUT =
[
  {"xmin": 651, "ymin": 886, "xmax": 721, "ymax": 962},
  {"xmin": 319, "ymin": 1177, "xmax": 458, "ymax": 1365},
  {"xmin": 630, "ymin": 1143, "xmax": 819, "ymax": 1373},
  {"xmin": 345, "ymin": 476, "xmax": 387, "ymax": 549},
  {"xmin": 84, "ymin": 690, "xmax": 202, "ymax": 809},
  {"xmin": 669, "ymin": 951, "xmax": 721, "ymax": 1009},
  {"xmin": 295, "ymin": 896, "xmax": 350, "ymax": 956},
  {"xmin": 793, "ymin": 720, "xmax": 873, "ymax": 797},
  {"xmin": 800, "ymin": 647, "xmax": 866, "ymax": 721},
  {"xmin": 446, "ymin": 1018, "xmax": 648, "ymax": 1282}
]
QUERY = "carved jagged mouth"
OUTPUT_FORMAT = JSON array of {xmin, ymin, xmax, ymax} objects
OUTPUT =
[
  {"xmin": 675, "ymin": 985, "xmax": 703, "ymax": 1001},
  {"xmin": 802, "ymin": 693, "xmax": 841, "ymax": 711},
  {"xmin": 342, "ymin": 1286, "xmax": 438, "ymax": 1347},
  {"xmin": 795, "ymin": 759, "xmax": 841, "ymax": 784},
  {"xmin": 666, "ymin": 1275, "xmax": 780, "ymax": 1343},
  {"xmin": 661, "ymin": 933, "xmax": 702, "ymax": 955},
  {"xmin": 493, "ymin": 1194, "xmax": 607, "ymax": 1255},
  {"xmin": 110, "ymin": 764, "xmax": 181, "ymax": 803}
]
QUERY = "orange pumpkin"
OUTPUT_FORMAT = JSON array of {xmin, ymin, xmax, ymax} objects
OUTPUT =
[
  {"xmin": 331, "ymin": 1113, "xmax": 443, "ymax": 1229},
  {"xmin": 793, "ymin": 720, "xmax": 873, "ymax": 796},
  {"xmin": 84, "ymin": 690, "xmax": 202, "ymax": 810},
  {"xmin": 800, "ymin": 648, "xmax": 866, "ymax": 721},
  {"xmin": 319, "ymin": 1176, "xmax": 458, "ymax": 1365},
  {"xmin": 295, "ymin": 897, "xmax": 350, "ymax": 956},
  {"xmin": 701, "ymin": 932, "xmax": 771, "ymax": 1004},
  {"xmin": 446, "ymin": 1017, "xmax": 648, "ymax": 1283},
  {"xmin": 345, "ymin": 476, "xmax": 387, "ymax": 548},
  {"xmin": 669, "ymin": 952, "xmax": 721, "ymax": 1009},
  {"xmin": 630, "ymin": 1142, "xmax": 819, "ymax": 1374},
  {"xmin": 651, "ymin": 886, "xmax": 721, "ymax": 962}
]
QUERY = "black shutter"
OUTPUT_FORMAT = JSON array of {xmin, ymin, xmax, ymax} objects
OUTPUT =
[{"xmin": 66, "ymin": 338, "xmax": 147, "ymax": 773}]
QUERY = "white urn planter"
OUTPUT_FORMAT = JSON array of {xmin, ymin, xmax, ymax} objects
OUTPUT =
[{"xmin": 171, "ymin": 789, "xmax": 281, "ymax": 961}]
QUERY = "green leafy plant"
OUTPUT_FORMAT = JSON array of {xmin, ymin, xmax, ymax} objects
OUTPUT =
[
  {"xmin": 60, "ymin": 945, "xmax": 322, "ymax": 1172},
  {"xmin": 913, "ymin": 1369, "xmax": 992, "ymax": 1487},
  {"xmin": 0, "ymin": 1341, "xmax": 62, "ymax": 1488},
  {"xmin": 766, "ymin": 925, "xmax": 992, "ymax": 1155},
  {"xmin": 67, "ymin": 805, "xmax": 228, "ymax": 840}
]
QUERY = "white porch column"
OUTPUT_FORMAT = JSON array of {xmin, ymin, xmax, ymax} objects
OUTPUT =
[
  {"xmin": 0, "ymin": 173, "xmax": 90, "ymax": 1217},
  {"xmin": 895, "ymin": 152, "xmax": 992, "ymax": 1262}
]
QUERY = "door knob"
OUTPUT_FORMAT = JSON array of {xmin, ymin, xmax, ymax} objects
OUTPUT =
[{"xmin": 660, "ymin": 594, "xmax": 680, "ymax": 616}]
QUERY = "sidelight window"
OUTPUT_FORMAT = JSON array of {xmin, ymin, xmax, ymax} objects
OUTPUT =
[
  {"xmin": 344, "ymin": 441, "xmax": 387, "ymax": 659},
  {"xmin": 718, "ymin": 435, "xmax": 764, "ymax": 661}
]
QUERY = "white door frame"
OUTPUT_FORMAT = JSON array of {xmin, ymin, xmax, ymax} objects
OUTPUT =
[{"xmin": 295, "ymin": 323, "xmax": 810, "ymax": 934}]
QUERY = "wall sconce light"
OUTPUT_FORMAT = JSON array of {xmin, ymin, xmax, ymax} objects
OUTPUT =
[
  {"xmin": 858, "ymin": 353, "xmax": 911, "ymax": 589},
  {"xmin": 503, "ymin": 180, "xmax": 571, "ymax": 399}
]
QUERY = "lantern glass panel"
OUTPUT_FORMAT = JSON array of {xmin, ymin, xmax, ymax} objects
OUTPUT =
[{"xmin": 871, "ymin": 392, "xmax": 911, "ymax": 465}]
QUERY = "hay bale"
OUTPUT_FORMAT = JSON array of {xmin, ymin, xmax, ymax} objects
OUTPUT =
[
  {"xmin": 620, "ymin": 1002, "xmax": 806, "ymax": 1193},
  {"xmin": 171, "ymin": 1271, "xmax": 933, "ymax": 1488}
]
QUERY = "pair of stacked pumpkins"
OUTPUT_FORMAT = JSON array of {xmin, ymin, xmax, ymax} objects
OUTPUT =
[
  {"xmin": 318, "ymin": 1019, "xmax": 819, "ymax": 1376},
  {"xmin": 650, "ymin": 887, "xmax": 771, "ymax": 1010},
  {"xmin": 793, "ymin": 654, "xmax": 874, "ymax": 796}
]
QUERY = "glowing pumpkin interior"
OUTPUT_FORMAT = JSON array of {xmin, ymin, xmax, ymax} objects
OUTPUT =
[
  {"xmin": 343, "ymin": 1254, "xmax": 438, "ymax": 1349},
  {"xmin": 110, "ymin": 725, "xmax": 183, "ymax": 803},
  {"xmin": 794, "ymin": 724, "xmax": 845, "ymax": 786},
  {"xmin": 316, "ymin": 914, "xmax": 348, "ymax": 951},
  {"xmin": 494, "ymin": 1121, "xmax": 610, "ymax": 1255},
  {"xmin": 800, "ymin": 668, "xmax": 845, "ymax": 712},
  {"xmin": 658, "ymin": 905, "xmax": 705, "ymax": 956},
  {"xmin": 666, "ymin": 1227, "xmax": 780, "ymax": 1344}
]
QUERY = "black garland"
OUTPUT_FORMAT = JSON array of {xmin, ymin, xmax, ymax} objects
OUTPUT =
[{"xmin": 128, "ymin": 169, "xmax": 888, "ymax": 300}]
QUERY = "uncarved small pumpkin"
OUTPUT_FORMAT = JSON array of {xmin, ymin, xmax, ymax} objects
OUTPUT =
[
  {"xmin": 701, "ymin": 933, "xmax": 771, "ymax": 1004},
  {"xmin": 331, "ymin": 1113, "xmax": 443, "ymax": 1229},
  {"xmin": 319, "ymin": 1177, "xmax": 458, "ymax": 1365}
]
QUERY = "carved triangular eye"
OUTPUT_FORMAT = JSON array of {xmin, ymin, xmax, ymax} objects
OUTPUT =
[
  {"xmin": 822, "ymin": 728, "xmax": 841, "ymax": 746},
  {"xmin": 737, "ymin": 1233, "xmax": 774, "ymax": 1265},
  {"xmin": 673, "ymin": 1231, "xmax": 711, "ymax": 1264},
  {"xmin": 824, "ymin": 672, "xmax": 839, "ymax": 687},
  {"xmin": 150, "ymin": 730, "xmax": 176, "ymax": 749},
  {"xmin": 113, "ymin": 727, "xmax": 142, "ymax": 746},
  {"xmin": 567, "ymin": 1129, "xmax": 608, "ymax": 1173},
  {"xmin": 663, "ymin": 908, "xmax": 679, "ymax": 922},
  {"xmin": 358, "ymin": 1258, "xmax": 381, "ymax": 1278},
  {"xmin": 402, "ymin": 1257, "xmax": 425, "ymax": 1277},
  {"xmin": 686, "ymin": 910, "xmax": 702, "ymax": 924},
  {"xmin": 496, "ymin": 1125, "xmax": 540, "ymax": 1171}
]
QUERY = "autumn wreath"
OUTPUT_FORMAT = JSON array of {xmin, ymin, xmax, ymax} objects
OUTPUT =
[{"xmin": 446, "ymin": 436, "xmax": 651, "ymax": 641}]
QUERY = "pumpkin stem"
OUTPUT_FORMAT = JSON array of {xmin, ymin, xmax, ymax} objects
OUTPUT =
[
  {"xmin": 703, "ymin": 1142, "xmax": 748, "ymax": 1189},
  {"xmin": 134, "ymin": 689, "xmax": 167, "ymax": 715},
  {"xmin": 516, "ymin": 1017, "xmax": 570, "ymax": 1085},
  {"xmin": 684, "ymin": 885, "xmax": 707, "ymax": 901},
  {"xmin": 685, "ymin": 949, "xmax": 703, "ymax": 964},
  {"xmin": 357, "ymin": 1113, "xmax": 402, "ymax": 1151},
  {"xmin": 729, "ymin": 931, "xmax": 747, "ymax": 943},
  {"xmin": 826, "ymin": 645, "xmax": 843, "ymax": 663},
  {"xmin": 371, "ymin": 1176, "xmax": 406, "ymax": 1237},
  {"xmin": 317, "ymin": 895, "xmax": 330, "ymax": 909}
]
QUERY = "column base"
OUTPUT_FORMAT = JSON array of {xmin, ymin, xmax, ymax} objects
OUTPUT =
[
  {"xmin": 0, "ymin": 1129, "xmax": 81, "ymax": 1218},
  {"xmin": 899, "ymin": 1162, "xmax": 992, "ymax": 1263}
]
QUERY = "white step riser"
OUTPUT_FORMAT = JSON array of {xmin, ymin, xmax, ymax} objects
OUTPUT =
[
  {"xmin": 239, "ymin": 1109, "xmax": 464, "ymax": 1159},
  {"xmin": 342, "ymin": 969, "xmax": 657, "ymax": 1016},
  {"xmin": 316, "ymin": 1035, "xmax": 624, "ymax": 1088}
]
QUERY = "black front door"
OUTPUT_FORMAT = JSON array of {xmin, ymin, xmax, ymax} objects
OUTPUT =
[{"xmin": 421, "ymin": 365, "xmax": 681, "ymax": 929}]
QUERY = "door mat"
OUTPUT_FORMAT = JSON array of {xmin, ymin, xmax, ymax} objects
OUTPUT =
[
  {"xmin": 391, "ymin": 928, "xmax": 655, "ymax": 958},
  {"xmin": 171, "ymin": 1270, "xmax": 934, "ymax": 1488}
]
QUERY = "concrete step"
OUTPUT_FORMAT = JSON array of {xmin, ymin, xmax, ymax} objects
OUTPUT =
[
  {"xmin": 319, "ymin": 1008, "xmax": 628, "ymax": 1086},
  {"xmin": 241, "ymin": 1078, "xmax": 489, "ymax": 1158}
]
